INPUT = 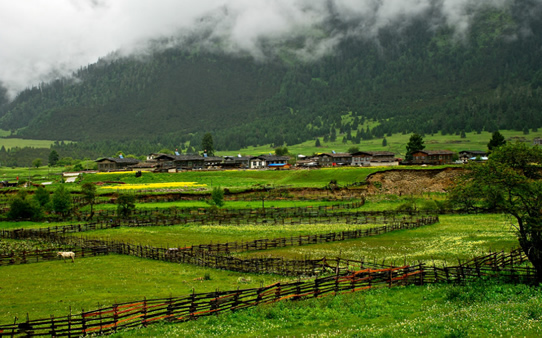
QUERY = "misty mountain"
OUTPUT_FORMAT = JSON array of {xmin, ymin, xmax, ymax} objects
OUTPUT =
[{"xmin": 1, "ymin": 2, "xmax": 542, "ymax": 152}]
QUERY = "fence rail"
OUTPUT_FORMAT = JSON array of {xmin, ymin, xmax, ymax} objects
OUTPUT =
[
  {"xmin": 0, "ymin": 216, "xmax": 439, "ymax": 274},
  {"xmin": 0, "ymin": 248, "xmax": 536, "ymax": 337}
]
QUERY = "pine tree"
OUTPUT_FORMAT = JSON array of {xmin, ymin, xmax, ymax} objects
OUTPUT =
[
  {"xmin": 315, "ymin": 138, "xmax": 321, "ymax": 147},
  {"xmin": 201, "ymin": 133, "xmax": 215, "ymax": 156},
  {"xmin": 382, "ymin": 137, "xmax": 387, "ymax": 147},
  {"xmin": 405, "ymin": 133, "xmax": 425, "ymax": 161},
  {"xmin": 487, "ymin": 131, "xmax": 506, "ymax": 153}
]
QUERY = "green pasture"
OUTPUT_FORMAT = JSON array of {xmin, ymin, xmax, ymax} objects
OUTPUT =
[
  {"xmin": 240, "ymin": 128, "xmax": 542, "ymax": 158},
  {"xmin": 240, "ymin": 214, "xmax": 518, "ymax": 266},
  {"xmin": 111, "ymin": 281, "xmax": 542, "ymax": 337},
  {"xmin": 0, "ymin": 137, "xmax": 56, "ymax": 150},
  {"xmin": 0, "ymin": 254, "xmax": 291, "ymax": 324},
  {"xmin": 80, "ymin": 167, "xmax": 384, "ymax": 192},
  {"xmin": 78, "ymin": 199, "xmax": 363, "ymax": 213},
  {"xmin": 67, "ymin": 222, "xmax": 381, "ymax": 248},
  {"xmin": 0, "ymin": 166, "xmax": 65, "ymax": 183}
]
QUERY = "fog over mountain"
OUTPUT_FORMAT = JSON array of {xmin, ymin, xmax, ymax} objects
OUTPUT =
[{"xmin": 1, "ymin": 0, "xmax": 537, "ymax": 100}]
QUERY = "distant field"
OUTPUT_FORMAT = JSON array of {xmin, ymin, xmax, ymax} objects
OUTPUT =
[
  {"xmin": 0, "ymin": 137, "xmax": 56, "ymax": 150},
  {"xmin": 239, "ymin": 129, "xmax": 542, "ymax": 157}
]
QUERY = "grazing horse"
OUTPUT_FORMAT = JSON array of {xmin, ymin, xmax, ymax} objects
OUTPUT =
[{"xmin": 57, "ymin": 251, "xmax": 75, "ymax": 263}]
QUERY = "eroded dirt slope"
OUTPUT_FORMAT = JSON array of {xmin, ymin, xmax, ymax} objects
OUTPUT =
[{"xmin": 366, "ymin": 167, "xmax": 464, "ymax": 195}]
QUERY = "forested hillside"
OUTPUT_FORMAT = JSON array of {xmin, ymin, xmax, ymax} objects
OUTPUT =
[{"xmin": 1, "ymin": 2, "xmax": 542, "ymax": 155}]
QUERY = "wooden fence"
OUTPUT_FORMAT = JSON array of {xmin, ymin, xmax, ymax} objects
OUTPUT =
[
  {"xmin": 0, "ymin": 248, "xmax": 537, "ymax": 337},
  {"xmin": 0, "ymin": 216, "xmax": 439, "ymax": 274},
  {"xmin": 1, "ymin": 210, "xmax": 433, "ymax": 243},
  {"xmin": 0, "ymin": 246, "xmax": 108, "ymax": 266}
]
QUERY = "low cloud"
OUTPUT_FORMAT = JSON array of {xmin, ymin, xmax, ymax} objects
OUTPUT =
[{"xmin": 0, "ymin": 0, "xmax": 535, "ymax": 99}]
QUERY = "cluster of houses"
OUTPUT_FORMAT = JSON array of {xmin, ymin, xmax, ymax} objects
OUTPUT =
[{"xmin": 95, "ymin": 149, "xmax": 488, "ymax": 172}]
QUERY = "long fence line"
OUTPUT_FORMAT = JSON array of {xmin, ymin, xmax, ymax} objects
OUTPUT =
[
  {"xmin": 70, "ymin": 200, "xmax": 366, "ymax": 221},
  {"xmin": 2, "ymin": 211, "xmax": 436, "ymax": 243},
  {"xmin": 0, "ymin": 216, "xmax": 439, "ymax": 273},
  {"xmin": 0, "ymin": 249, "xmax": 537, "ymax": 337}
]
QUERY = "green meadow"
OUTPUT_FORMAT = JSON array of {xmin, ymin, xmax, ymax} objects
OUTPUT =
[
  {"xmin": 0, "ymin": 164, "xmax": 539, "ymax": 336},
  {"xmin": 0, "ymin": 255, "xmax": 290, "ymax": 324},
  {"xmin": 239, "ymin": 214, "xmax": 518, "ymax": 266},
  {"xmin": 240, "ymin": 128, "xmax": 542, "ymax": 158},
  {"xmin": 110, "ymin": 281, "xmax": 542, "ymax": 337}
]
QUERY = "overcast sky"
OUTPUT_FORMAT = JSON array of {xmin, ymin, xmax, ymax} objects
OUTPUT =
[{"xmin": 0, "ymin": 0, "xmax": 529, "ymax": 99}]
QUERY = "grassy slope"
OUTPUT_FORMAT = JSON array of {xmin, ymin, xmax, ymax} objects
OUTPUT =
[
  {"xmin": 0, "ymin": 255, "xmax": 291, "ymax": 323},
  {"xmin": 240, "ymin": 214, "xmax": 518, "ymax": 265},
  {"xmin": 239, "ymin": 129, "xmax": 542, "ymax": 158},
  {"xmin": 0, "ymin": 138, "xmax": 56, "ymax": 150},
  {"xmin": 110, "ymin": 282, "xmax": 542, "ymax": 337}
]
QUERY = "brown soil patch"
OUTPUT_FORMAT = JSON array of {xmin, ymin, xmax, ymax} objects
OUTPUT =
[{"xmin": 366, "ymin": 167, "xmax": 464, "ymax": 195}]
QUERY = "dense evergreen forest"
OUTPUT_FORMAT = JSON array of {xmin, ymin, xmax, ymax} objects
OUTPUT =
[{"xmin": 1, "ymin": 1, "xmax": 542, "ymax": 160}]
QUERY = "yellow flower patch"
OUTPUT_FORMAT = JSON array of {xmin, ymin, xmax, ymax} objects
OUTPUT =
[{"xmin": 101, "ymin": 182, "xmax": 207, "ymax": 190}]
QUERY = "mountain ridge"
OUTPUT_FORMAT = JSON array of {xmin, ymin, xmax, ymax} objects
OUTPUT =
[{"xmin": 1, "ymin": 2, "xmax": 542, "ymax": 152}]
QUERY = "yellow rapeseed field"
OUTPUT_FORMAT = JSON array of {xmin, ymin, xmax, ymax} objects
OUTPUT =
[{"xmin": 101, "ymin": 182, "xmax": 207, "ymax": 190}]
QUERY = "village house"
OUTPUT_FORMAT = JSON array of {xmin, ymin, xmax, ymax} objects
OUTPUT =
[
  {"xmin": 95, "ymin": 157, "xmax": 140, "ymax": 171},
  {"xmin": 410, "ymin": 150, "xmax": 455, "ymax": 165},
  {"xmin": 222, "ymin": 155, "xmax": 251, "ymax": 169},
  {"xmin": 250, "ymin": 155, "xmax": 290, "ymax": 169},
  {"xmin": 316, "ymin": 153, "xmax": 352, "ymax": 167},
  {"xmin": 351, "ymin": 151, "xmax": 397, "ymax": 167},
  {"xmin": 152, "ymin": 154, "xmax": 205, "ymax": 171}
]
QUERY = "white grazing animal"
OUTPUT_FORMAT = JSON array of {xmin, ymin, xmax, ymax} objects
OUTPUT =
[{"xmin": 57, "ymin": 251, "xmax": 75, "ymax": 263}]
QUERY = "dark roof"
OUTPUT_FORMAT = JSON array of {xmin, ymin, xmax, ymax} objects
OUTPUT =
[
  {"xmin": 318, "ymin": 153, "xmax": 352, "ymax": 158},
  {"xmin": 352, "ymin": 151, "xmax": 395, "ymax": 156},
  {"xmin": 414, "ymin": 150, "xmax": 455, "ymax": 155},
  {"xmin": 204, "ymin": 156, "xmax": 223, "ymax": 162},
  {"xmin": 259, "ymin": 155, "xmax": 290, "ymax": 161},
  {"xmin": 154, "ymin": 154, "xmax": 205, "ymax": 161},
  {"xmin": 96, "ymin": 157, "xmax": 140, "ymax": 164}
]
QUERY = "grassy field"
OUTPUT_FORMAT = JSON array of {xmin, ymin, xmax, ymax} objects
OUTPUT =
[
  {"xmin": 239, "ymin": 214, "xmax": 518, "ymax": 266},
  {"xmin": 0, "ymin": 254, "xmax": 292, "ymax": 324},
  {"xmin": 0, "ymin": 138, "xmax": 57, "ymax": 150},
  {"xmin": 239, "ymin": 129, "xmax": 542, "ymax": 158},
  {"xmin": 66, "ymin": 222, "xmax": 383, "ymax": 248},
  {"xmin": 81, "ymin": 167, "xmax": 385, "ymax": 192},
  {"xmin": 110, "ymin": 281, "xmax": 542, "ymax": 337}
]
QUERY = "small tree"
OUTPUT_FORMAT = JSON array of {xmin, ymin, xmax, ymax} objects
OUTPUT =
[
  {"xmin": 201, "ymin": 133, "xmax": 215, "ymax": 156},
  {"xmin": 116, "ymin": 192, "xmax": 136, "ymax": 218},
  {"xmin": 487, "ymin": 130, "xmax": 506, "ymax": 153},
  {"xmin": 48, "ymin": 150, "xmax": 59, "ymax": 166},
  {"xmin": 32, "ymin": 158, "xmax": 42, "ymax": 168},
  {"xmin": 8, "ymin": 190, "xmax": 42, "ymax": 220},
  {"xmin": 275, "ymin": 146, "xmax": 289, "ymax": 156},
  {"xmin": 382, "ymin": 137, "xmax": 388, "ymax": 147},
  {"xmin": 81, "ymin": 182, "xmax": 97, "ymax": 219},
  {"xmin": 52, "ymin": 185, "xmax": 72, "ymax": 216},
  {"xmin": 210, "ymin": 187, "xmax": 225, "ymax": 207},
  {"xmin": 405, "ymin": 133, "xmax": 425, "ymax": 161},
  {"xmin": 315, "ymin": 138, "xmax": 321, "ymax": 147},
  {"xmin": 347, "ymin": 146, "xmax": 359, "ymax": 154},
  {"xmin": 449, "ymin": 142, "xmax": 542, "ymax": 282},
  {"xmin": 33, "ymin": 186, "xmax": 50, "ymax": 209}
]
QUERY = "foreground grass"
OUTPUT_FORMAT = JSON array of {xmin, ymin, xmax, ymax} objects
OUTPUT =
[
  {"xmin": 240, "ymin": 214, "xmax": 518, "ymax": 266},
  {"xmin": 0, "ymin": 254, "xmax": 289, "ymax": 324},
  {"xmin": 110, "ymin": 280, "xmax": 542, "ymax": 337}
]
